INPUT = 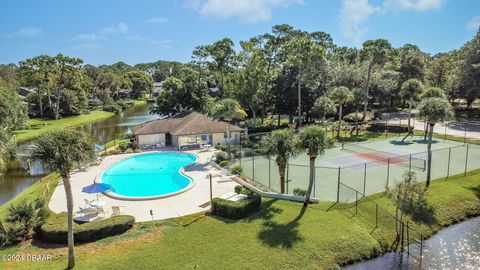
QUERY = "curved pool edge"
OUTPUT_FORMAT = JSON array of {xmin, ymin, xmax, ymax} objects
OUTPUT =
[{"xmin": 98, "ymin": 151, "xmax": 199, "ymax": 201}]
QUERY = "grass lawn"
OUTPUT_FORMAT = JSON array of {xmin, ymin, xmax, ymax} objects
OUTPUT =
[
  {"xmin": 1, "ymin": 168, "xmax": 479, "ymax": 269},
  {"xmin": 12, "ymin": 111, "xmax": 114, "ymax": 143}
]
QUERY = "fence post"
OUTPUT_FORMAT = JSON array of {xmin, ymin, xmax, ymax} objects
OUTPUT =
[
  {"xmin": 409, "ymin": 154, "xmax": 412, "ymax": 172},
  {"xmin": 464, "ymin": 124, "xmax": 467, "ymax": 144},
  {"xmin": 406, "ymin": 221, "xmax": 410, "ymax": 254},
  {"xmin": 419, "ymin": 235, "xmax": 423, "ymax": 268},
  {"xmin": 239, "ymin": 135, "xmax": 242, "ymax": 167},
  {"xmin": 363, "ymin": 163, "xmax": 367, "ymax": 196},
  {"xmin": 355, "ymin": 191, "xmax": 358, "ymax": 213},
  {"xmin": 336, "ymin": 166, "xmax": 341, "ymax": 202},
  {"xmin": 464, "ymin": 144, "xmax": 470, "ymax": 176},
  {"xmin": 313, "ymin": 167, "xmax": 316, "ymax": 197},
  {"xmin": 268, "ymin": 154, "xmax": 271, "ymax": 189},
  {"xmin": 252, "ymin": 152, "xmax": 255, "ymax": 181},
  {"xmin": 446, "ymin": 147, "xmax": 451, "ymax": 180},
  {"xmin": 444, "ymin": 124, "xmax": 447, "ymax": 141},
  {"xmin": 400, "ymin": 221, "xmax": 405, "ymax": 252},
  {"xmin": 375, "ymin": 203, "xmax": 378, "ymax": 229},
  {"xmin": 386, "ymin": 159, "xmax": 390, "ymax": 187}
]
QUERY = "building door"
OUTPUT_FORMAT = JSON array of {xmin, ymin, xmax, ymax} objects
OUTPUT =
[{"xmin": 165, "ymin": 133, "xmax": 172, "ymax": 146}]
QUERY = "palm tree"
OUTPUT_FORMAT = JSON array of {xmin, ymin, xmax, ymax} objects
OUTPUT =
[
  {"xmin": 329, "ymin": 86, "xmax": 353, "ymax": 139},
  {"xmin": 399, "ymin": 79, "xmax": 424, "ymax": 135},
  {"xmin": 262, "ymin": 129, "xmax": 298, "ymax": 194},
  {"xmin": 297, "ymin": 125, "xmax": 330, "ymax": 206},
  {"xmin": 421, "ymin": 87, "xmax": 446, "ymax": 99},
  {"xmin": 311, "ymin": 96, "xmax": 336, "ymax": 126},
  {"xmin": 32, "ymin": 130, "xmax": 94, "ymax": 269},
  {"xmin": 351, "ymin": 88, "xmax": 366, "ymax": 135},
  {"xmin": 417, "ymin": 97, "xmax": 453, "ymax": 187}
]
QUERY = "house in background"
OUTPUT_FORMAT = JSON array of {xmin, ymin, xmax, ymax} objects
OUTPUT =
[
  {"xmin": 153, "ymin": 81, "xmax": 164, "ymax": 97},
  {"xmin": 132, "ymin": 111, "xmax": 243, "ymax": 150}
]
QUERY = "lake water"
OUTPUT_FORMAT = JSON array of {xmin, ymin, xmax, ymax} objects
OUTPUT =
[
  {"xmin": 0, "ymin": 102, "xmax": 158, "ymax": 206},
  {"xmin": 344, "ymin": 216, "xmax": 480, "ymax": 270}
]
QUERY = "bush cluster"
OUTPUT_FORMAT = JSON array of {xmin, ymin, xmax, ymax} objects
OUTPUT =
[
  {"xmin": 215, "ymin": 151, "xmax": 230, "ymax": 164},
  {"xmin": 39, "ymin": 213, "xmax": 135, "ymax": 243},
  {"xmin": 211, "ymin": 187, "xmax": 261, "ymax": 219},
  {"xmin": 230, "ymin": 165, "xmax": 243, "ymax": 175},
  {"xmin": 293, "ymin": 188, "xmax": 307, "ymax": 197}
]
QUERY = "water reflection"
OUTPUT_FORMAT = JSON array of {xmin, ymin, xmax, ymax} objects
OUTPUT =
[
  {"xmin": 0, "ymin": 103, "xmax": 158, "ymax": 206},
  {"xmin": 344, "ymin": 216, "xmax": 480, "ymax": 269}
]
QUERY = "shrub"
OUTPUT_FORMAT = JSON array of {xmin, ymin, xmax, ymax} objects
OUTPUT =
[
  {"xmin": 39, "ymin": 213, "xmax": 135, "ymax": 244},
  {"xmin": 133, "ymin": 149, "xmax": 142, "ymax": 153},
  {"xmin": 234, "ymin": 185, "xmax": 243, "ymax": 194},
  {"xmin": 242, "ymin": 149, "xmax": 256, "ymax": 157},
  {"xmin": 6, "ymin": 199, "xmax": 48, "ymax": 237},
  {"xmin": 219, "ymin": 160, "xmax": 229, "ymax": 168},
  {"xmin": 0, "ymin": 221, "xmax": 24, "ymax": 247},
  {"xmin": 240, "ymin": 188, "xmax": 254, "ymax": 196},
  {"xmin": 230, "ymin": 164, "xmax": 243, "ymax": 175},
  {"xmin": 215, "ymin": 151, "xmax": 230, "ymax": 164},
  {"xmin": 102, "ymin": 104, "xmax": 122, "ymax": 114},
  {"xmin": 124, "ymin": 148, "xmax": 134, "ymax": 154},
  {"xmin": 293, "ymin": 188, "xmax": 307, "ymax": 197},
  {"xmin": 116, "ymin": 100, "xmax": 130, "ymax": 111},
  {"xmin": 211, "ymin": 194, "xmax": 261, "ymax": 219},
  {"xmin": 118, "ymin": 141, "xmax": 130, "ymax": 152},
  {"xmin": 343, "ymin": 112, "xmax": 374, "ymax": 122}
]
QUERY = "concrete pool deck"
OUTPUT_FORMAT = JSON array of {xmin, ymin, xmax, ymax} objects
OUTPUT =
[{"xmin": 48, "ymin": 149, "xmax": 238, "ymax": 222}]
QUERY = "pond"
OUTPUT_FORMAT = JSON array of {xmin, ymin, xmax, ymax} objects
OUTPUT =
[
  {"xmin": 0, "ymin": 102, "xmax": 159, "ymax": 206},
  {"xmin": 344, "ymin": 216, "xmax": 480, "ymax": 269}
]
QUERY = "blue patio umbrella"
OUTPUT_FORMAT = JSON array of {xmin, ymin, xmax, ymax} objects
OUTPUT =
[
  {"xmin": 94, "ymin": 144, "xmax": 105, "ymax": 152},
  {"xmin": 82, "ymin": 183, "xmax": 112, "ymax": 194}
]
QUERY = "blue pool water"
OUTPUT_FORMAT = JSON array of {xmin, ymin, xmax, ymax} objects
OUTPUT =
[{"xmin": 101, "ymin": 152, "xmax": 197, "ymax": 198}]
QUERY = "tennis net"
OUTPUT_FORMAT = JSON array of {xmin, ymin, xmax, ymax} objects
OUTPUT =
[{"xmin": 342, "ymin": 143, "xmax": 426, "ymax": 171}]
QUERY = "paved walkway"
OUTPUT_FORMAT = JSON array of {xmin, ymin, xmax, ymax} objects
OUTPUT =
[
  {"xmin": 48, "ymin": 150, "xmax": 238, "ymax": 222},
  {"xmin": 382, "ymin": 111, "xmax": 480, "ymax": 140}
]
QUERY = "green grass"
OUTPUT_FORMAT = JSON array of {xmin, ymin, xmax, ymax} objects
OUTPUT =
[
  {"xmin": 0, "ymin": 173, "xmax": 60, "ymax": 220},
  {"xmin": 1, "ymin": 169, "xmax": 479, "ymax": 270},
  {"xmin": 12, "ymin": 111, "xmax": 114, "ymax": 143}
]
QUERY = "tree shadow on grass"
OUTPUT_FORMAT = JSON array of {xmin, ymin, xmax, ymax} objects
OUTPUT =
[
  {"xmin": 410, "ymin": 205, "xmax": 437, "ymax": 226},
  {"xmin": 389, "ymin": 140, "xmax": 414, "ymax": 146},
  {"xmin": 257, "ymin": 205, "xmax": 307, "ymax": 248},
  {"xmin": 466, "ymin": 185, "xmax": 480, "ymax": 199},
  {"xmin": 208, "ymin": 199, "xmax": 283, "ymax": 224}
]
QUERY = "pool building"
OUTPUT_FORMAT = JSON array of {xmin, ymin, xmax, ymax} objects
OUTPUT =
[{"xmin": 132, "ymin": 111, "xmax": 244, "ymax": 150}]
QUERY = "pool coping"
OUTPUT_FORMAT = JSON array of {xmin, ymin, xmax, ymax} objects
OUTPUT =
[{"xmin": 98, "ymin": 151, "xmax": 199, "ymax": 201}]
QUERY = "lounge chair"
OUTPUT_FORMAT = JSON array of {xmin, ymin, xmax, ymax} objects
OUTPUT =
[
  {"xmin": 218, "ymin": 192, "xmax": 236, "ymax": 200},
  {"xmin": 95, "ymin": 206, "xmax": 107, "ymax": 217},
  {"xmin": 84, "ymin": 198, "xmax": 93, "ymax": 208},
  {"xmin": 111, "ymin": 206, "xmax": 126, "ymax": 216}
]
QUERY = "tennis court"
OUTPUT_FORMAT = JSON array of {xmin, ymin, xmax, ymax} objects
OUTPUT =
[{"xmin": 238, "ymin": 136, "xmax": 480, "ymax": 202}]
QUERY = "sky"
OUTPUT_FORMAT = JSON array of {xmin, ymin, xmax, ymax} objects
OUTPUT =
[{"xmin": 0, "ymin": 0, "xmax": 479, "ymax": 65}]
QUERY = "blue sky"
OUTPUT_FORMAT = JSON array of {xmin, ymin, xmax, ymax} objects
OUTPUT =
[{"xmin": 1, "ymin": 0, "xmax": 479, "ymax": 65}]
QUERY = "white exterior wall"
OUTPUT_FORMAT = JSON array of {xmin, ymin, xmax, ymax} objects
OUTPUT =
[
  {"xmin": 212, "ymin": 131, "xmax": 241, "ymax": 145},
  {"xmin": 138, "ymin": 133, "xmax": 166, "ymax": 146}
]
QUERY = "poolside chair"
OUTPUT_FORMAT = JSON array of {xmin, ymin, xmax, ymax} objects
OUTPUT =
[
  {"xmin": 111, "ymin": 206, "xmax": 126, "ymax": 216},
  {"xmin": 94, "ymin": 206, "xmax": 107, "ymax": 217},
  {"xmin": 84, "ymin": 198, "xmax": 93, "ymax": 208}
]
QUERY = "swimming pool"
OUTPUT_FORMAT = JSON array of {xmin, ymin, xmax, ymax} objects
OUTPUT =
[{"xmin": 101, "ymin": 152, "xmax": 198, "ymax": 200}]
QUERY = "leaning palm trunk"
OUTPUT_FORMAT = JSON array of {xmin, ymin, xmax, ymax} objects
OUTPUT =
[
  {"xmin": 304, "ymin": 155, "xmax": 316, "ymax": 206},
  {"xmin": 362, "ymin": 63, "xmax": 373, "ymax": 121},
  {"xmin": 61, "ymin": 172, "xmax": 75, "ymax": 269},
  {"xmin": 337, "ymin": 104, "xmax": 343, "ymax": 139},
  {"xmin": 278, "ymin": 165, "xmax": 286, "ymax": 194},
  {"xmin": 425, "ymin": 123, "xmax": 434, "ymax": 187}
]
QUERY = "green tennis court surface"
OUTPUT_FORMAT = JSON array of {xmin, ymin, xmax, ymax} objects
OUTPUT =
[{"xmin": 239, "ymin": 136, "xmax": 480, "ymax": 202}]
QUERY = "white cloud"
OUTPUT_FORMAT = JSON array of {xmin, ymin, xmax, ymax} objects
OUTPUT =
[
  {"xmin": 70, "ymin": 34, "xmax": 106, "ymax": 42},
  {"xmin": 185, "ymin": 0, "xmax": 303, "ymax": 23},
  {"xmin": 6, "ymin": 27, "xmax": 42, "ymax": 38},
  {"xmin": 338, "ymin": 0, "xmax": 446, "ymax": 44},
  {"xmin": 147, "ymin": 17, "xmax": 169, "ymax": 24},
  {"xmin": 466, "ymin": 16, "xmax": 480, "ymax": 30},
  {"xmin": 384, "ymin": 0, "xmax": 445, "ymax": 11},
  {"xmin": 102, "ymin": 22, "xmax": 129, "ymax": 34},
  {"xmin": 338, "ymin": 0, "xmax": 380, "ymax": 44},
  {"xmin": 126, "ymin": 35, "xmax": 148, "ymax": 42}
]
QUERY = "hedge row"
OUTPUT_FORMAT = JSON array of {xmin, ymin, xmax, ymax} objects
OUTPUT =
[
  {"xmin": 39, "ymin": 212, "xmax": 135, "ymax": 243},
  {"xmin": 212, "ymin": 193, "xmax": 261, "ymax": 219}
]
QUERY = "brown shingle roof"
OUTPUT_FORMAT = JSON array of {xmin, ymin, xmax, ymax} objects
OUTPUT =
[{"xmin": 131, "ymin": 111, "xmax": 243, "ymax": 136}]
